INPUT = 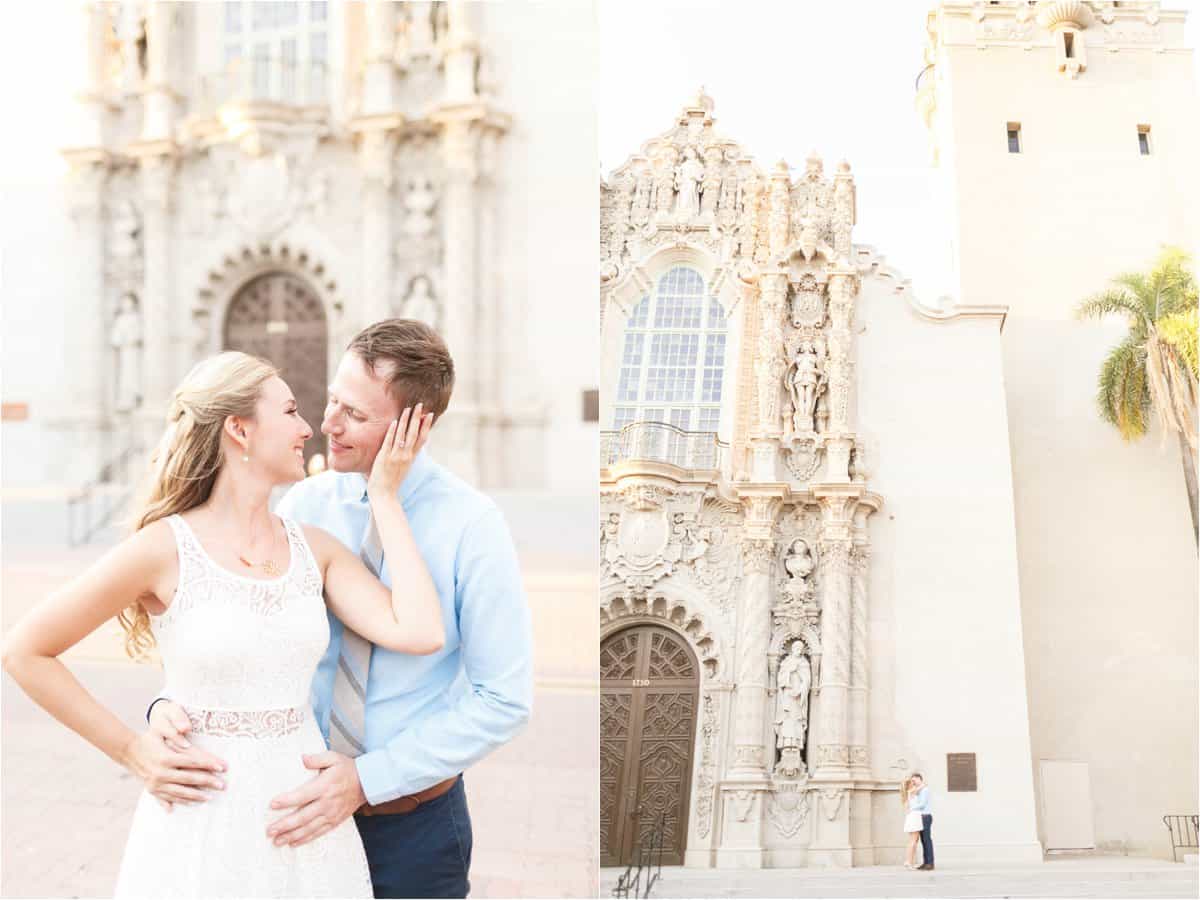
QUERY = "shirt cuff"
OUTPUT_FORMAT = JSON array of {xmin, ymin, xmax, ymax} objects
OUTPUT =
[{"xmin": 354, "ymin": 749, "xmax": 403, "ymax": 807}]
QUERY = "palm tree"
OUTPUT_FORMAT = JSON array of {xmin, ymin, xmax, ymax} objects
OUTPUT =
[{"xmin": 1076, "ymin": 246, "xmax": 1199, "ymax": 545}]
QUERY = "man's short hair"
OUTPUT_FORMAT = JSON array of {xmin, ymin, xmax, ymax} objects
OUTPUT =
[{"xmin": 346, "ymin": 319, "xmax": 455, "ymax": 417}]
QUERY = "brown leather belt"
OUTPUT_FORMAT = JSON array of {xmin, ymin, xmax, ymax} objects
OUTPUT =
[{"xmin": 356, "ymin": 775, "xmax": 460, "ymax": 817}]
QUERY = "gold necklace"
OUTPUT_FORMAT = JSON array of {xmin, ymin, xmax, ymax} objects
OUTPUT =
[{"xmin": 237, "ymin": 522, "xmax": 281, "ymax": 576}]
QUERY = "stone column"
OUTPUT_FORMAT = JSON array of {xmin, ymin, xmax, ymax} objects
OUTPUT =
[
  {"xmin": 812, "ymin": 535, "xmax": 852, "ymax": 778},
  {"xmin": 136, "ymin": 154, "xmax": 176, "ymax": 437},
  {"xmin": 355, "ymin": 2, "xmax": 400, "ymax": 328},
  {"xmin": 358, "ymin": 127, "xmax": 396, "ymax": 326},
  {"xmin": 750, "ymin": 272, "xmax": 787, "ymax": 481},
  {"xmin": 61, "ymin": 164, "xmax": 110, "ymax": 432},
  {"xmin": 767, "ymin": 162, "xmax": 790, "ymax": 259},
  {"xmin": 475, "ymin": 129, "xmax": 502, "ymax": 486},
  {"xmin": 717, "ymin": 534, "xmax": 772, "ymax": 867},
  {"xmin": 363, "ymin": 1, "xmax": 399, "ymax": 113},
  {"xmin": 140, "ymin": 1, "xmax": 176, "ymax": 142},
  {"xmin": 434, "ymin": 114, "xmax": 481, "ymax": 486},
  {"xmin": 730, "ymin": 536, "xmax": 773, "ymax": 777},
  {"xmin": 848, "ymin": 541, "xmax": 871, "ymax": 779},
  {"xmin": 822, "ymin": 268, "xmax": 859, "ymax": 482}
]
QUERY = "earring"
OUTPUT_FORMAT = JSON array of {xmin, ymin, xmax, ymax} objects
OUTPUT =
[{"xmin": 243, "ymin": 453, "xmax": 250, "ymax": 462}]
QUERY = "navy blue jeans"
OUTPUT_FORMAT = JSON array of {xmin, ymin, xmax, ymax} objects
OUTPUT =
[
  {"xmin": 920, "ymin": 814, "xmax": 934, "ymax": 866},
  {"xmin": 354, "ymin": 777, "xmax": 472, "ymax": 899}
]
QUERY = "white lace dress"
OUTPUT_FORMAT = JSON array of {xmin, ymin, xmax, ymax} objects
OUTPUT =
[{"xmin": 113, "ymin": 515, "xmax": 373, "ymax": 899}]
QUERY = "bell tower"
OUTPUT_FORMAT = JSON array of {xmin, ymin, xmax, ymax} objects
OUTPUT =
[{"xmin": 918, "ymin": 1, "xmax": 1199, "ymax": 857}]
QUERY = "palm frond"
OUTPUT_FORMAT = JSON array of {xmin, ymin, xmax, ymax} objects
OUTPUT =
[
  {"xmin": 1146, "ymin": 333, "xmax": 1199, "ymax": 456},
  {"xmin": 1096, "ymin": 336, "xmax": 1149, "ymax": 440},
  {"xmin": 1076, "ymin": 289, "xmax": 1150, "ymax": 334}
]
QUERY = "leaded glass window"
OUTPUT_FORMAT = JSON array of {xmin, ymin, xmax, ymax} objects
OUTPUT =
[
  {"xmin": 613, "ymin": 266, "xmax": 727, "ymax": 436},
  {"xmin": 221, "ymin": 1, "xmax": 328, "ymax": 104}
]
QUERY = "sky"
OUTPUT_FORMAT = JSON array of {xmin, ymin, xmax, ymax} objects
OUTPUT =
[{"xmin": 597, "ymin": 0, "xmax": 1200, "ymax": 303}]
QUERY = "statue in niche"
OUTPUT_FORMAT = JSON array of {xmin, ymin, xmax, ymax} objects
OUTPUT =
[
  {"xmin": 781, "ymin": 538, "xmax": 815, "ymax": 605},
  {"xmin": 110, "ymin": 292, "xmax": 143, "ymax": 413},
  {"xmin": 700, "ymin": 145, "xmax": 723, "ymax": 216},
  {"xmin": 402, "ymin": 276, "xmax": 439, "ymax": 327},
  {"xmin": 674, "ymin": 147, "xmax": 704, "ymax": 219},
  {"xmin": 402, "ymin": 174, "xmax": 438, "ymax": 239},
  {"xmin": 815, "ymin": 391, "xmax": 829, "ymax": 435},
  {"xmin": 775, "ymin": 641, "xmax": 812, "ymax": 777},
  {"xmin": 787, "ymin": 340, "xmax": 826, "ymax": 434},
  {"xmin": 632, "ymin": 162, "xmax": 653, "ymax": 226}
]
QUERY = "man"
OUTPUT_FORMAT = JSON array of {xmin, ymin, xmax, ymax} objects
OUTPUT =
[
  {"xmin": 910, "ymin": 772, "xmax": 934, "ymax": 870},
  {"xmin": 147, "ymin": 319, "xmax": 534, "ymax": 898}
]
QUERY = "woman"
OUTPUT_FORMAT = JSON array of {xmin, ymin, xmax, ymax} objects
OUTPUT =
[
  {"xmin": 901, "ymin": 775, "xmax": 924, "ymax": 869},
  {"xmin": 2, "ymin": 352, "xmax": 441, "ymax": 898}
]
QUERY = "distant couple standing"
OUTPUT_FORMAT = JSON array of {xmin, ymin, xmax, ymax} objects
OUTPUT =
[
  {"xmin": 901, "ymin": 772, "xmax": 935, "ymax": 870},
  {"xmin": 3, "ymin": 319, "xmax": 533, "ymax": 898}
]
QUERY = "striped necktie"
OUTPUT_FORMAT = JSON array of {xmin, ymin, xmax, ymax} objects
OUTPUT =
[{"xmin": 329, "ymin": 509, "xmax": 383, "ymax": 757}]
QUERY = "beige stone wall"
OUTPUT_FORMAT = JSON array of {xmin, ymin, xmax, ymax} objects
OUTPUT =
[
  {"xmin": 856, "ymin": 271, "xmax": 1042, "ymax": 861},
  {"xmin": 926, "ymin": 2, "xmax": 1200, "ymax": 858}
]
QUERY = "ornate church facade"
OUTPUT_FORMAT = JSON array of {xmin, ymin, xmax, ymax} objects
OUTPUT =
[
  {"xmin": 5, "ymin": 1, "xmax": 596, "ymax": 500},
  {"xmin": 599, "ymin": 91, "xmax": 1042, "ymax": 868}
]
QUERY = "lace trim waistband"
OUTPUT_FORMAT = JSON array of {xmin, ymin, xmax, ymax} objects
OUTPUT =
[{"xmin": 184, "ymin": 705, "xmax": 307, "ymax": 739}]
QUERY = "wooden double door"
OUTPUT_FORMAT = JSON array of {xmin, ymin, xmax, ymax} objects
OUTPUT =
[
  {"xmin": 600, "ymin": 624, "xmax": 699, "ymax": 867},
  {"xmin": 224, "ymin": 272, "xmax": 328, "ymax": 465}
]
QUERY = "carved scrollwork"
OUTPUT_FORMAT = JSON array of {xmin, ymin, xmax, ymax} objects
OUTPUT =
[
  {"xmin": 768, "ymin": 787, "xmax": 811, "ymax": 839},
  {"xmin": 696, "ymin": 693, "xmax": 718, "ymax": 838}
]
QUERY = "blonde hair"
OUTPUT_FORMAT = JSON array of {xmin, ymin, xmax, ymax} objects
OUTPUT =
[
  {"xmin": 118, "ymin": 352, "xmax": 278, "ymax": 658},
  {"xmin": 900, "ymin": 776, "xmax": 912, "ymax": 809}
]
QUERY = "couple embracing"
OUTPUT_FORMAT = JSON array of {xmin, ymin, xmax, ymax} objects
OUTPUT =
[{"xmin": 2, "ymin": 320, "xmax": 533, "ymax": 898}]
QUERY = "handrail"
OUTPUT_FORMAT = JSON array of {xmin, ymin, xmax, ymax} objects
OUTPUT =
[
  {"xmin": 67, "ymin": 442, "xmax": 142, "ymax": 547},
  {"xmin": 1163, "ymin": 814, "xmax": 1199, "ymax": 863},
  {"xmin": 612, "ymin": 811, "xmax": 665, "ymax": 899},
  {"xmin": 600, "ymin": 422, "xmax": 728, "ymax": 471}
]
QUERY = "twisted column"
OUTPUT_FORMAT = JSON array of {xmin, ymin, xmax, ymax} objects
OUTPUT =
[{"xmin": 730, "ymin": 537, "xmax": 773, "ymax": 777}]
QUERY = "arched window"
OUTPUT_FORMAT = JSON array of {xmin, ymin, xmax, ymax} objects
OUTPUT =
[{"xmin": 612, "ymin": 265, "xmax": 727, "ymax": 436}]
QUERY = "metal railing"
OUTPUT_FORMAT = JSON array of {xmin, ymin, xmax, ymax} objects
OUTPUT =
[
  {"xmin": 600, "ymin": 423, "xmax": 727, "ymax": 471},
  {"xmin": 1163, "ymin": 815, "xmax": 1199, "ymax": 863},
  {"xmin": 67, "ymin": 442, "xmax": 142, "ymax": 547},
  {"xmin": 612, "ymin": 812, "xmax": 666, "ymax": 899},
  {"xmin": 196, "ymin": 57, "xmax": 331, "ymax": 116}
]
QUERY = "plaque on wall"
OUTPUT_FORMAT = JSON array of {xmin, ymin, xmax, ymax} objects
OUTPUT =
[{"xmin": 947, "ymin": 752, "xmax": 977, "ymax": 792}]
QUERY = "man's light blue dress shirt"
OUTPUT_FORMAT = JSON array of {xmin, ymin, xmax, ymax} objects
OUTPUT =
[
  {"xmin": 275, "ymin": 450, "xmax": 533, "ymax": 805},
  {"xmin": 913, "ymin": 786, "xmax": 932, "ymax": 815}
]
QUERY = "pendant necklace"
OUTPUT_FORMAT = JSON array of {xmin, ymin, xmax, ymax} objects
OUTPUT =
[{"xmin": 237, "ymin": 522, "xmax": 280, "ymax": 576}]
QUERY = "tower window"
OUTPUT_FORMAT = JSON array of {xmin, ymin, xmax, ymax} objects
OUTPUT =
[
  {"xmin": 1138, "ymin": 125, "xmax": 1151, "ymax": 156},
  {"xmin": 1063, "ymin": 31, "xmax": 1075, "ymax": 58},
  {"xmin": 583, "ymin": 389, "xmax": 599, "ymax": 422},
  {"xmin": 1007, "ymin": 123, "xmax": 1022, "ymax": 154}
]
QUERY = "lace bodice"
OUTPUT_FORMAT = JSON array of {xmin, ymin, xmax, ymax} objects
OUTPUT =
[{"xmin": 154, "ymin": 515, "xmax": 328, "ymax": 713}]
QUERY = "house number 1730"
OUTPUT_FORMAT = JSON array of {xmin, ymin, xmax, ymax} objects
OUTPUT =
[{"xmin": 632, "ymin": 679, "xmax": 650, "ymax": 687}]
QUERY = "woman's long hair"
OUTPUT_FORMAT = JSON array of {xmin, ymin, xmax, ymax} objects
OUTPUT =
[
  {"xmin": 118, "ymin": 352, "xmax": 278, "ymax": 658},
  {"xmin": 900, "ymin": 776, "xmax": 912, "ymax": 809}
]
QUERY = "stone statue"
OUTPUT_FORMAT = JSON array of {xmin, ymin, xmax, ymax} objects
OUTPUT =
[
  {"xmin": 781, "ymin": 538, "xmax": 815, "ymax": 604},
  {"xmin": 674, "ymin": 147, "xmax": 704, "ymax": 219},
  {"xmin": 402, "ymin": 275, "xmax": 439, "ymax": 327},
  {"xmin": 775, "ymin": 642, "xmax": 812, "ymax": 775},
  {"xmin": 110, "ymin": 292, "xmax": 143, "ymax": 413},
  {"xmin": 700, "ymin": 145, "xmax": 723, "ymax": 216},
  {"xmin": 632, "ymin": 161, "xmax": 653, "ymax": 226},
  {"xmin": 402, "ymin": 174, "xmax": 438, "ymax": 239},
  {"xmin": 788, "ymin": 341, "xmax": 825, "ymax": 433}
]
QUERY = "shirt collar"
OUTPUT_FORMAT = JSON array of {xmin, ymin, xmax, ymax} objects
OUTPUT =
[{"xmin": 356, "ymin": 448, "xmax": 434, "ymax": 504}]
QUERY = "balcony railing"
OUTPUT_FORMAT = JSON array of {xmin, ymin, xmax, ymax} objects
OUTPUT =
[
  {"xmin": 196, "ymin": 57, "xmax": 330, "ymax": 117},
  {"xmin": 601, "ymin": 422, "xmax": 727, "ymax": 471}
]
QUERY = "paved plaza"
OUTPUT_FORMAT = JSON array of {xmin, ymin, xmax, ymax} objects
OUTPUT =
[{"xmin": 599, "ymin": 857, "xmax": 1198, "ymax": 898}]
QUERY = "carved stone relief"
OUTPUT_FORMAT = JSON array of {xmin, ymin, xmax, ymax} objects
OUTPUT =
[{"xmin": 768, "ymin": 786, "xmax": 810, "ymax": 839}]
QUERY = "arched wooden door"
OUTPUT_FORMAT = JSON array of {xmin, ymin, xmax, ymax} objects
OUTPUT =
[
  {"xmin": 600, "ymin": 624, "xmax": 699, "ymax": 867},
  {"xmin": 224, "ymin": 272, "xmax": 328, "ymax": 464}
]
